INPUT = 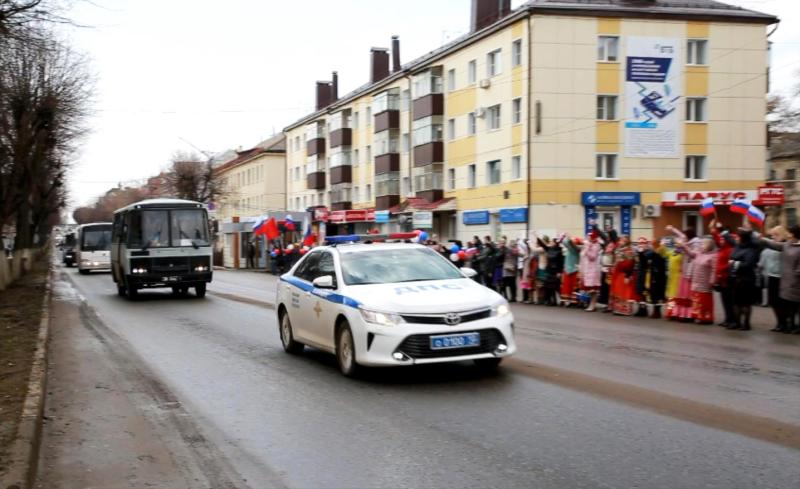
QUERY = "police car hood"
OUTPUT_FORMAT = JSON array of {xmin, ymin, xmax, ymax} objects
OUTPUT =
[{"xmin": 345, "ymin": 278, "xmax": 503, "ymax": 314}]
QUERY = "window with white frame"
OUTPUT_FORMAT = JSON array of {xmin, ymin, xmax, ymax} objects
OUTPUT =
[
  {"xmin": 366, "ymin": 107, "xmax": 372, "ymax": 126},
  {"xmin": 401, "ymin": 89, "xmax": 411, "ymax": 111},
  {"xmin": 597, "ymin": 36, "xmax": 619, "ymax": 62},
  {"xmin": 468, "ymin": 59, "xmax": 477, "ymax": 84},
  {"xmin": 447, "ymin": 118, "xmax": 456, "ymax": 140},
  {"xmin": 365, "ymin": 145, "xmax": 371, "ymax": 162},
  {"xmin": 512, "ymin": 39, "xmax": 522, "ymax": 67},
  {"xmin": 353, "ymin": 186, "xmax": 360, "ymax": 202},
  {"xmin": 318, "ymin": 192, "xmax": 324, "ymax": 206},
  {"xmin": 352, "ymin": 111, "xmax": 359, "ymax": 128},
  {"xmin": 596, "ymin": 95, "xmax": 617, "ymax": 120},
  {"xmin": 413, "ymin": 116, "xmax": 444, "ymax": 146},
  {"xmin": 486, "ymin": 160, "xmax": 501, "ymax": 185},
  {"xmin": 447, "ymin": 68, "xmax": 456, "ymax": 91},
  {"xmin": 685, "ymin": 155, "xmax": 707, "ymax": 180},
  {"xmin": 353, "ymin": 149, "xmax": 359, "ymax": 166},
  {"xmin": 468, "ymin": 164, "xmax": 476, "ymax": 188},
  {"xmin": 402, "ymin": 133, "xmax": 410, "ymax": 153},
  {"xmin": 488, "ymin": 104, "xmax": 501, "ymax": 130},
  {"xmin": 402, "ymin": 176, "xmax": 411, "ymax": 196},
  {"xmin": 365, "ymin": 184, "xmax": 372, "ymax": 200},
  {"xmin": 468, "ymin": 112, "xmax": 476, "ymax": 135},
  {"xmin": 687, "ymin": 39, "xmax": 708, "ymax": 65},
  {"xmin": 447, "ymin": 168, "xmax": 456, "ymax": 190},
  {"xmin": 512, "ymin": 98, "xmax": 522, "ymax": 124},
  {"xmin": 596, "ymin": 154, "xmax": 618, "ymax": 179},
  {"xmin": 487, "ymin": 49, "xmax": 502, "ymax": 77},
  {"xmin": 512, "ymin": 155, "xmax": 522, "ymax": 180},
  {"xmin": 686, "ymin": 98, "xmax": 706, "ymax": 122}
]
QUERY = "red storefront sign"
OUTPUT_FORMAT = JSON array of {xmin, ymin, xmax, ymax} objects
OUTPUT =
[
  {"xmin": 313, "ymin": 207, "xmax": 329, "ymax": 222},
  {"xmin": 662, "ymin": 190, "xmax": 757, "ymax": 207},
  {"xmin": 327, "ymin": 209, "xmax": 376, "ymax": 223},
  {"xmin": 758, "ymin": 185, "xmax": 785, "ymax": 206}
]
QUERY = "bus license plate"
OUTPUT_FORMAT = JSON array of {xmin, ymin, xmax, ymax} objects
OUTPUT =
[
  {"xmin": 429, "ymin": 332, "xmax": 480, "ymax": 350},
  {"xmin": 162, "ymin": 276, "xmax": 179, "ymax": 282}
]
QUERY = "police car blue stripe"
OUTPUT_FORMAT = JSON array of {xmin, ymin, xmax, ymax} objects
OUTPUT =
[{"xmin": 280, "ymin": 276, "xmax": 360, "ymax": 309}]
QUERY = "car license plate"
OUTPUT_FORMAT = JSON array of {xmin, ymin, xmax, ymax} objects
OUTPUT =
[
  {"xmin": 162, "ymin": 276, "xmax": 179, "ymax": 282},
  {"xmin": 429, "ymin": 332, "xmax": 480, "ymax": 350}
]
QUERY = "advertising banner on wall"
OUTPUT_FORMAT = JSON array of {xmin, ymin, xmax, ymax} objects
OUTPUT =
[{"xmin": 624, "ymin": 36, "xmax": 682, "ymax": 158}]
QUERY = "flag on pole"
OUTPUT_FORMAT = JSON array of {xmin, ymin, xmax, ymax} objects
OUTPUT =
[
  {"xmin": 302, "ymin": 224, "xmax": 316, "ymax": 247},
  {"xmin": 699, "ymin": 197, "xmax": 716, "ymax": 217},
  {"xmin": 730, "ymin": 198, "xmax": 751, "ymax": 215},
  {"xmin": 284, "ymin": 214, "xmax": 296, "ymax": 231},
  {"xmin": 251, "ymin": 215, "xmax": 267, "ymax": 235},
  {"xmin": 747, "ymin": 205, "xmax": 765, "ymax": 226},
  {"xmin": 264, "ymin": 217, "xmax": 280, "ymax": 240}
]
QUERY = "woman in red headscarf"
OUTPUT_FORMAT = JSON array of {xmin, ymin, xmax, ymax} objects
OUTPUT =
[{"xmin": 610, "ymin": 236, "xmax": 637, "ymax": 315}]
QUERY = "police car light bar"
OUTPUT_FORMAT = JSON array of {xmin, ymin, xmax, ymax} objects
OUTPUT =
[{"xmin": 325, "ymin": 232, "xmax": 420, "ymax": 244}]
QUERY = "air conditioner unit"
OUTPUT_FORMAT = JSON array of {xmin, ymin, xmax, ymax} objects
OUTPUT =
[
  {"xmin": 642, "ymin": 204, "xmax": 661, "ymax": 218},
  {"xmin": 475, "ymin": 107, "xmax": 486, "ymax": 118},
  {"xmin": 479, "ymin": 78, "xmax": 491, "ymax": 89}
]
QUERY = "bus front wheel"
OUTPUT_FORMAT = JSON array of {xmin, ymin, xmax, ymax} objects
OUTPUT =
[{"xmin": 195, "ymin": 283, "xmax": 206, "ymax": 298}]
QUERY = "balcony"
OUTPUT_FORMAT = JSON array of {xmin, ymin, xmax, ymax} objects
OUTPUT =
[
  {"xmin": 413, "ymin": 141, "xmax": 444, "ymax": 166},
  {"xmin": 412, "ymin": 93, "xmax": 444, "ymax": 120},
  {"xmin": 307, "ymin": 137, "xmax": 325, "ymax": 156},
  {"xmin": 329, "ymin": 128, "xmax": 352, "ymax": 148},
  {"xmin": 416, "ymin": 189, "xmax": 444, "ymax": 202},
  {"xmin": 375, "ymin": 153, "xmax": 400, "ymax": 174},
  {"xmin": 414, "ymin": 164, "xmax": 443, "ymax": 203},
  {"xmin": 375, "ymin": 195, "xmax": 400, "ymax": 210},
  {"xmin": 375, "ymin": 110, "xmax": 400, "ymax": 132},
  {"xmin": 330, "ymin": 165, "xmax": 352, "ymax": 185},
  {"xmin": 307, "ymin": 172, "xmax": 325, "ymax": 190}
]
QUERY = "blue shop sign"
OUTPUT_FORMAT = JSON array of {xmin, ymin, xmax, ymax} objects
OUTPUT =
[
  {"xmin": 499, "ymin": 207, "xmax": 528, "ymax": 224},
  {"xmin": 463, "ymin": 210, "xmax": 490, "ymax": 225},
  {"xmin": 581, "ymin": 192, "xmax": 640, "ymax": 206},
  {"xmin": 374, "ymin": 210, "xmax": 390, "ymax": 223}
]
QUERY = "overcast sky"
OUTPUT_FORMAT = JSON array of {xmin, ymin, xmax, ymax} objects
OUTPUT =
[{"xmin": 60, "ymin": 0, "xmax": 799, "ymax": 212}]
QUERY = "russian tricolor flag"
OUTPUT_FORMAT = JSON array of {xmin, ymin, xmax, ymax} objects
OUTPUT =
[
  {"xmin": 302, "ymin": 224, "xmax": 316, "ymax": 247},
  {"xmin": 730, "ymin": 198, "xmax": 751, "ymax": 215},
  {"xmin": 699, "ymin": 197, "xmax": 715, "ymax": 217},
  {"xmin": 747, "ymin": 205, "xmax": 765, "ymax": 227}
]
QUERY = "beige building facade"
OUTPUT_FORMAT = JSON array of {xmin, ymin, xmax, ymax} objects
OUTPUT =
[{"xmin": 284, "ymin": 0, "xmax": 777, "ymax": 242}]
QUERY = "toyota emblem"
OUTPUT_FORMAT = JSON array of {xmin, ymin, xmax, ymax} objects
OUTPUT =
[{"xmin": 444, "ymin": 313, "xmax": 461, "ymax": 325}]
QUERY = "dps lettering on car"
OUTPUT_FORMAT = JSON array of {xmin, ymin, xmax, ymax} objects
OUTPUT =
[{"xmin": 275, "ymin": 242, "xmax": 516, "ymax": 377}]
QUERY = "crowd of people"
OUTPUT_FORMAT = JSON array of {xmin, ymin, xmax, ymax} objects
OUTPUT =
[{"xmin": 444, "ymin": 220, "xmax": 800, "ymax": 334}]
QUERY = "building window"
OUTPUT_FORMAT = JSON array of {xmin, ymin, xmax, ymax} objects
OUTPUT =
[
  {"xmin": 352, "ymin": 111, "xmax": 359, "ymax": 128},
  {"xmin": 353, "ymin": 149, "xmax": 359, "ymax": 166},
  {"xmin": 353, "ymin": 186, "xmax": 360, "ymax": 202},
  {"xmin": 512, "ymin": 39, "xmax": 522, "ymax": 67},
  {"xmin": 786, "ymin": 168, "xmax": 796, "ymax": 189},
  {"xmin": 597, "ymin": 36, "xmax": 619, "ymax": 62},
  {"xmin": 402, "ymin": 133, "xmax": 410, "ymax": 153},
  {"xmin": 318, "ymin": 192, "xmax": 324, "ymax": 206},
  {"xmin": 596, "ymin": 95, "xmax": 617, "ymax": 120},
  {"xmin": 401, "ymin": 89, "xmax": 410, "ymax": 111},
  {"xmin": 488, "ymin": 104, "xmax": 501, "ymax": 130},
  {"xmin": 366, "ymin": 145, "xmax": 371, "ymax": 162},
  {"xmin": 487, "ymin": 49, "xmax": 502, "ymax": 77},
  {"xmin": 365, "ymin": 184, "xmax": 372, "ymax": 200},
  {"xmin": 413, "ymin": 116, "xmax": 444, "ymax": 146},
  {"xmin": 596, "ymin": 154, "xmax": 618, "ymax": 179},
  {"xmin": 447, "ymin": 168, "xmax": 456, "ymax": 190},
  {"xmin": 512, "ymin": 155, "xmax": 522, "ymax": 180},
  {"xmin": 402, "ymin": 176, "xmax": 411, "ymax": 196},
  {"xmin": 468, "ymin": 164, "xmax": 476, "ymax": 188},
  {"xmin": 687, "ymin": 39, "xmax": 708, "ymax": 65},
  {"xmin": 413, "ymin": 67, "xmax": 443, "ymax": 98},
  {"xmin": 686, "ymin": 98, "xmax": 706, "ymax": 122},
  {"xmin": 366, "ymin": 107, "xmax": 372, "ymax": 126},
  {"xmin": 447, "ymin": 68, "xmax": 456, "ymax": 91},
  {"xmin": 486, "ymin": 160, "xmax": 501, "ymax": 185},
  {"xmin": 447, "ymin": 118, "xmax": 456, "ymax": 140},
  {"xmin": 468, "ymin": 59, "xmax": 477, "ymax": 84},
  {"xmin": 468, "ymin": 112, "xmax": 476, "ymax": 135},
  {"xmin": 684, "ymin": 155, "xmax": 707, "ymax": 180},
  {"xmin": 787, "ymin": 208, "xmax": 798, "ymax": 227},
  {"xmin": 512, "ymin": 98, "xmax": 522, "ymax": 124}
]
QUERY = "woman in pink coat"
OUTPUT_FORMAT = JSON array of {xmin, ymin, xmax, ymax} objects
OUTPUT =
[
  {"xmin": 579, "ymin": 231, "xmax": 603, "ymax": 311},
  {"xmin": 678, "ymin": 236, "xmax": 718, "ymax": 325}
]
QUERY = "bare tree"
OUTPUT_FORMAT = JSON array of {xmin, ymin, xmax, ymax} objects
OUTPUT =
[
  {"xmin": 72, "ymin": 186, "xmax": 145, "ymax": 224},
  {"xmin": 165, "ymin": 151, "xmax": 224, "ymax": 204}
]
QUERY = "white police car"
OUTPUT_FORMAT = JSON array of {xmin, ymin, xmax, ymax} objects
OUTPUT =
[{"xmin": 275, "ymin": 239, "xmax": 516, "ymax": 376}]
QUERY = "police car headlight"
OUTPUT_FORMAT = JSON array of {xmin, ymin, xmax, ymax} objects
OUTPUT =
[
  {"xmin": 493, "ymin": 302, "xmax": 511, "ymax": 318},
  {"xmin": 359, "ymin": 308, "xmax": 405, "ymax": 327}
]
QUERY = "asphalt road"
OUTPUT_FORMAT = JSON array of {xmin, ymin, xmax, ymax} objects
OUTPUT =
[{"xmin": 37, "ymin": 267, "xmax": 800, "ymax": 489}]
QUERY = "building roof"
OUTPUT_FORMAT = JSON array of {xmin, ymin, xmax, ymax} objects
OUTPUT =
[
  {"xmin": 284, "ymin": 0, "xmax": 776, "ymax": 132},
  {"xmin": 256, "ymin": 133, "xmax": 286, "ymax": 151},
  {"xmin": 214, "ymin": 134, "xmax": 286, "ymax": 175},
  {"xmin": 770, "ymin": 132, "xmax": 800, "ymax": 160}
]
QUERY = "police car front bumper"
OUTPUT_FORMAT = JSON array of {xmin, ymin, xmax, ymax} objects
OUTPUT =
[{"xmin": 350, "ymin": 313, "xmax": 516, "ymax": 367}]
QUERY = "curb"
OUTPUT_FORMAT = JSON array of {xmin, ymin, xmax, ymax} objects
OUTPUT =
[{"xmin": 1, "ymin": 262, "xmax": 53, "ymax": 489}]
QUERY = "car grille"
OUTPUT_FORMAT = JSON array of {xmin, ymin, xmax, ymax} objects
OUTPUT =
[
  {"xmin": 130, "ymin": 256, "xmax": 209, "ymax": 274},
  {"xmin": 400, "ymin": 308, "xmax": 492, "ymax": 325},
  {"xmin": 396, "ymin": 328, "xmax": 506, "ymax": 359}
]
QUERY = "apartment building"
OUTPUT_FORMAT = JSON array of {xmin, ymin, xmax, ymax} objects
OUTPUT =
[
  {"xmin": 215, "ymin": 134, "xmax": 286, "ymax": 268},
  {"xmin": 284, "ymin": 0, "xmax": 777, "ymax": 241}
]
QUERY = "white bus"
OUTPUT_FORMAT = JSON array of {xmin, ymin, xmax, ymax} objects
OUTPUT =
[
  {"xmin": 111, "ymin": 199, "xmax": 212, "ymax": 299},
  {"xmin": 76, "ymin": 223, "xmax": 112, "ymax": 274}
]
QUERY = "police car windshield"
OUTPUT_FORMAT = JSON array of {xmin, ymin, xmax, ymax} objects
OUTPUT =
[{"xmin": 341, "ymin": 248, "xmax": 463, "ymax": 285}]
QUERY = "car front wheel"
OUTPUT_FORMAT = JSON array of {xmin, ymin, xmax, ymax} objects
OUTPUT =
[
  {"xmin": 279, "ymin": 311, "xmax": 304, "ymax": 354},
  {"xmin": 336, "ymin": 322, "xmax": 360, "ymax": 377}
]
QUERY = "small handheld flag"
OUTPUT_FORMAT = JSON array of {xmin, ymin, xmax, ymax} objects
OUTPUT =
[
  {"xmin": 730, "ymin": 198, "xmax": 751, "ymax": 216},
  {"xmin": 699, "ymin": 197, "xmax": 716, "ymax": 217},
  {"xmin": 284, "ymin": 214, "xmax": 296, "ymax": 231},
  {"xmin": 302, "ymin": 225, "xmax": 316, "ymax": 247},
  {"xmin": 747, "ymin": 205, "xmax": 765, "ymax": 227}
]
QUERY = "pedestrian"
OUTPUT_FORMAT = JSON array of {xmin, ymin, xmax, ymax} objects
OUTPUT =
[
  {"xmin": 478, "ymin": 236, "xmax": 496, "ymax": 288},
  {"xmin": 679, "ymin": 236, "xmax": 717, "ymax": 325},
  {"xmin": 634, "ymin": 238, "xmax": 651, "ymax": 317},
  {"xmin": 536, "ymin": 234, "xmax": 564, "ymax": 306},
  {"xmin": 502, "ymin": 239, "xmax": 519, "ymax": 302},
  {"xmin": 595, "ymin": 225, "xmax": 618, "ymax": 312},
  {"xmin": 666, "ymin": 226, "xmax": 699, "ymax": 321},
  {"xmin": 710, "ymin": 220, "xmax": 736, "ymax": 328},
  {"xmin": 758, "ymin": 226, "xmax": 786, "ymax": 332},
  {"xmin": 610, "ymin": 236, "xmax": 637, "ymax": 316},
  {"xmin": 560, "ymin": 235, "xmax": 581, "ymax": 307},
  {"xmin": 760, "ymin": 224, "xmax": 800, "ymax": 334},
  {"xmin": 579, "ymin": 230, "xmax": 603, "ymax": 311},
  {"xmin": 728, "ymin": 227, "xmax": 760, "ymax": 330},
  {"xmin": 645, "ymin": 238, "xmax": 668, "ymax": 319},
  {"xmin": 246, "ymin": 239, "xmax": 256, "ymax": 269},
  {"xmin": 517, "ymin": 236, "xmax": 531, "ymax": 303}
]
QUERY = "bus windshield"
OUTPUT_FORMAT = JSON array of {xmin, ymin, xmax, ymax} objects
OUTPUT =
[
  {"xmin": 80, "ymin": 226, "xmax": 112, "ymax": 251},
  {"xmin": 129, "ymin": 209, "xmax": 209, "ymax": 248}
]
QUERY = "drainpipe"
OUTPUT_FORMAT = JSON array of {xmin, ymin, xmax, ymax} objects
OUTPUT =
[{"xmin": 525, "ymin": 16, "xmax": 532, "ymax": 237}]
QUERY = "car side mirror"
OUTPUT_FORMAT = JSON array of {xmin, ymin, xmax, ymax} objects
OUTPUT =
[
  {"xmin": 312, "ymin": 275, "xmax": 335, "ymax": 289},
  {"xmin": 461, "ymin": 267, "xmax": 478, "ymax": 279}
]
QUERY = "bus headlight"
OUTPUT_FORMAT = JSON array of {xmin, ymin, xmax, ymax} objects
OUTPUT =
[
  {"xmin": 194, "ymin": 265, "xmax": 209, "ymax": 272},
  {"xmin": 132, "ymin": 268, "xmax": 148, "ymax": 274}
]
